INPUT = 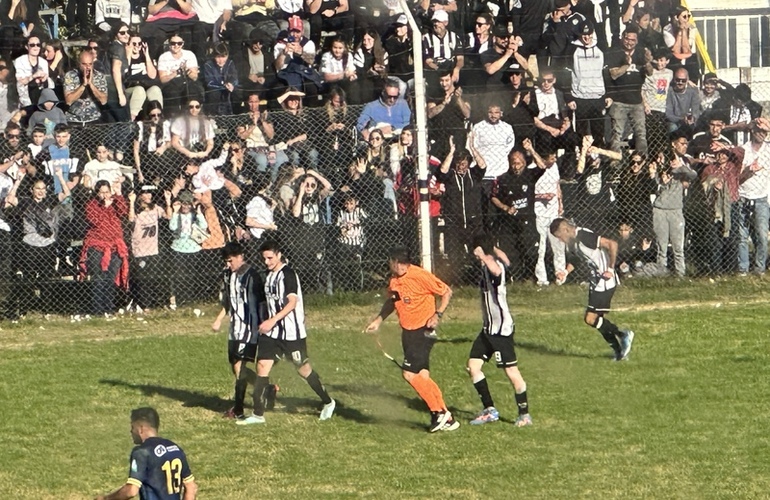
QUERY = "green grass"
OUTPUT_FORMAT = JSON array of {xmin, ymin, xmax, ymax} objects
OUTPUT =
[{"xmin": 2, "ymin": 277, "xmax": 770, "ymax": 499}]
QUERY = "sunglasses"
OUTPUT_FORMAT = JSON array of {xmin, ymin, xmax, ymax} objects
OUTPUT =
[
  {"xmin": 306, "ymin": 183, "xmax": 317, "ymax": 188},
  {"xmin": 131, "ymin": 41, "xmax": 142, "ymax": 46},
  {"xmin": 118, "ymin": 30, "xmax": 129, "ymax": 35},
  {"xmin": 681, "ymin": 14, "xmax": 691, "ymax": 19},
  {"xmin": 149, "ymin": 112, "xmax": 162, "ymax": 117},
  {"xmin": 170, "ymin": 41, "xmax": 184, "ymax": 46},
  {"xmin": 88, "ymin": 46, "xmax": 99, "ymax": 50},
  {"xmin": 231, "ymin": 147, "xmax": 241, "ymax": 152},
  {"xmin": 675, "ymin": 78, "xmax": 687, "ymax": 83},
  {"xmin": 189, "ymin": 104, "xmax": 201, "ymax": 109},
  {"xmin": 7, "ymin": 134, "xmax": 20, "ymax": 138},
  {"xmin": 631, "ymin": 159, "xmax": 643, "ymax": 164},
  {"xmin": 384, "ymin": 94, "xmax": 398, "ymax": 99},
  {"xmin": 28, "ymin": 43, "xmax": 41, "ymax": 48},
  {"xmin": 475, "ymin": 22, "xmax": 488, "ymax": 26},
  {"xmin": 542, "ymin": 78, "xmax": 555, "ymax": 83}
]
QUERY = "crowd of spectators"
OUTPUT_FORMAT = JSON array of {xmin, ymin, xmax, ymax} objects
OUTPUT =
[{"xmin": 0, "ymin": 0, "xmax": 767, "ymax": 318}]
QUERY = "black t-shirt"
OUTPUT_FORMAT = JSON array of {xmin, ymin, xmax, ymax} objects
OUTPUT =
[
  {"xmin": 273, "ymin": 112, "xmax": 308, "ymax": 145},
  {"xmin": 479, "ymin": 49, "xmax": 525, "ymax": 89},
  {"xmin": 435, "ymin": 166, "xmax": 485, "ymax": 222},
  {"xmin": 383, "ymin": 36, "xmax": 413, "ymax": 80},
  {"xmin": 128, "ymin": 436, "xmax": 194, "ymax": 500},
  {"xmin": 491, "ymin": 167, "xmax": 545, "ymax": 219},
  {"xmin": 605, "ymin": 48, "xmax": 647, "ymax": 104}
]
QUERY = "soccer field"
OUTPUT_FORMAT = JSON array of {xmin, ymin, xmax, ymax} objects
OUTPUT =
[{"xmin": 2, "ymin": 278, "xmax": 770, "ymax": 499}]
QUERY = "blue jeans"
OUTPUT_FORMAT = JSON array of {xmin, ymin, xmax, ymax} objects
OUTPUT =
[{"xmin": 736, "ymin": 197, "xmax": 769, "ymax": 273}]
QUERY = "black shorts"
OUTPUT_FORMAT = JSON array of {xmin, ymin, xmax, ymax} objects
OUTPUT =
[
  {"xmin": 587, "ymin": 288, "xmax": 615, "ymax": 313},
  {"xmin": 228, "ymin": 340, "xmax": 257, "ymax": 365},
  {"xmin": 401, "ymin": 327, "xmax": 437, "ymax": 373},
  {"xmin": 469, "ymin": 331, "xmax": 518, "ymax": 367},
  {"xmin": 257, "ymin": 336, "xmax": 309, "ymax": 366}
]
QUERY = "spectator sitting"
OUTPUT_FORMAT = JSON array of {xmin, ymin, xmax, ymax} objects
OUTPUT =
[
  {"xmin": 244, "ymin": 174, "xmax": 277, "ymax": 244},
  {"xmin": 140, "ymin": 0, "xmax": 205, "ymax": 62},
  {"xmin": 422, "ymin": 9, "xmax": 464, "ymax": 87},
  {"xmin": 688, "ymin": 110, "xmax": 733, "ymax": 161},
  {"xmin": 63, "ymin": 50, "xmax": 109, "ymax": 126},
  {"xmin": 272, "ymin": 87, "xmax": 319, "ymax": 170},
  {"xmin": 356, "ymin": 78, "xmax": 411, "ymax": 141},
  {"xmin": 27, "ymin": 125, "xmax": 46, "ymax": 159},
  {"xmin": 0, "ymin": 122, "xmax": 26, "ymax": 171},
  {"xmin": 43, "ymin": 40, "xmax": 72, "ymax": 103},
  {"xmin": 481, "ymin": 25, "xmax": 529, "ymax": 91},
  {"xmin": 203, "ymin": 42, "xmax": 239, "ymax": 116},
  {"xmin": 319, "ymin": 35, "xmax": 357, "ymax": 99},
  {"xmin": 353, "ymin": 29, "xmax": 389, "ymax": 105},
  {"xmin": 95, "ymin": 0, "xmax": 131, "ymax": 34},
  {"xmin": 627, "ymin": 7, "xmax": 666, "ymax": 54},
  {"xmin": 170, "ymin": 97, "xmax": 215, "ymax": 160},
  {"xmin": 241, "ymin": 92, "xmax": 275, "ymax": 175},
  {"xmin": 14, "ymin": 35, "xmax": 50, "ymax": 111},
  {"xmin": 383, "ymin": 14, "xmax": 413, "ymax": 97},
  {"xmin": 321, "ymin": 86, "xmax": 356, "ymax": 181},
  {"xmin": 291, "ymin": 169, "xmax": 332, "ymax": 225},
  {"xmin": 665, "ymin": 67, "xmax": 700, "ymax": 135},
  {"xmin": 157, "ymin": 33, "xmax": 204, "ymax": 116},
  {"xmin": 615, "ymin": 221, "xmax": 656, "ymax": 278},
  {"xmin": 0, "ymin": 0, "xmax": 46, "ymax": 59},
  {"xmin": 82, "ymin": 144, "xmax": 133, "ymax": 186},
  {"xmin": 273, "ymin": 15, "xmax": 320, "ymax": 104},
  {"xmin": 698, "ymin": 72, "xmax": 731, "ymax": 118},
  {"xmin": 663, "ymin": 5, "xmax": 700, "ymax": 82},
  {"xmin": 0, "ymin": 59, "xmax": 17, "ymax": 127},
  {"xmin": 462, "ymin": 12, "xmax": 493, "ymax": 94},
  {"xmin": 234, "ymin": 33, "xmax": 277, "ymax": 99},
  {"xmin": 134, "ymin": 101, "xmax": 172, "ymax": 183},
  {"xmin": 124, "ymin": 33, "xmax": 163, "ymax": 121},
  {"xmin": 27, "ymin": 88, "xmax": 67, "ymax": 137},
  {"xmin": 307, "ymin": 0, "xmax": 354, "ymax": 47}
]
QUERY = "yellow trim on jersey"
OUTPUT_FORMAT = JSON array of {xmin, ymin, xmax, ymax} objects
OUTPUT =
[
  {"xmin": 126, "ymin": 478, "xmax": 143, "ymax": 487},
  {"xmin": 183, "ymin": 475, "xmax": 195, "ymax": 483}
]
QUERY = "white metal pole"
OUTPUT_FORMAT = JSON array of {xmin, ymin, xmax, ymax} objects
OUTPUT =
[{"xmin": 396, "ymin": 0, "xmax": 433, "ymax": 272}]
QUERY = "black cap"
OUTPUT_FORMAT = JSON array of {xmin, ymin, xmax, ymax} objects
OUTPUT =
[
  {"xmin": 492, "ymin": 25, "xmax": 510, "ymax": 38},
  {"xmin": 578, "ymin": 21, "xmax": 594, "ymax": 35}
]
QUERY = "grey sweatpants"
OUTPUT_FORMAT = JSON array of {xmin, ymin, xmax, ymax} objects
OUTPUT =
[{"xmin": 653, "ymin": 208, "xmax": 686, "ymax": 276}]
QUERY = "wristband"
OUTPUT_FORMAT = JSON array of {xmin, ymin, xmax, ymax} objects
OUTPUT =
[{"xmin": 436, "ymin": 311, "xmax": 443, "ymax": 318}]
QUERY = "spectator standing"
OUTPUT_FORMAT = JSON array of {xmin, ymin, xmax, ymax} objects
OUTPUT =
[
  {"xmin": 641, "ymin": 48, "xmax": 672, "ymax": 159},
  {"xmin": 701, "ymin": 143, "xmax": 742, "ymax": 275},
  {"xmin": 462, "ymin": 12, "xmax": 493, "ymax": 94},
  {"xmin": 735, "ymin": 119, "xmax": 770, "ymax": 276},
  {"xmin": 106, "ymin": 23, "xmax": 132, "ymax": 123},
  {"xmin": 471, "ymin": 102, "xmax": 514, "ymax": 183},
  {"xmin": 567, "ymin": 21, "xmax": 610, "ymax": 146},
  {"xmin": 426, "ymin": 71, "xmax": 470, "ymax": 161},
  {"xmin": 652, "ymin": 160, "xmax": 696, "ymax": 277},
  {"xmin": 0, "ymin": 59, "xmax": 18, "ymax": 127},
  {"xmin": 43, "ymin": 40, "xmax": 72, "ymax": 102},
  {"xmin": 80, "ymin": 178, "xmax": 129, "ymax": 316},
  {"xmin": 481, "ymin": 26, "xmax": 528, "ymax": 91},
  {"xmin": 127, "ymin": 183, "xmax": 169, "ymax": 311},
  {"xmin": 133, "ymin": 101, "xmax": 171, "ymax": 183},
  {"xmin": 606, "ymin": 24, "xmax": 650, "ymax": 154},
  {"xmin": 272, "ymin": 15, "xmax": 320, "ymax": 104},
  {"xmin": 82, "ymin": 144, "xmax": 131, "ymax": 186},
  {"xmin": 713, "ymin": 84, "xmax": 763, "ymax": 146},
  {"xmin": 168, "ymin": 189, "xmax": 208, "ymax": 308},
  {"xmin": 37, "ymin": 124, "xmax": 80, "ymax": 196}
]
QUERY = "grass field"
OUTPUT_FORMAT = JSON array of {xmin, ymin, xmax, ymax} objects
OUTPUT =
[{"xmin": 2, "ymin": 277, "xmax": 770, "ymax": 499}]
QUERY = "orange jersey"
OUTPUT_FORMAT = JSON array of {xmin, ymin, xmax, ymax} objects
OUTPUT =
[{"xmin": 389, "ymin": 265, "xmax": 450, "ymax": 330}]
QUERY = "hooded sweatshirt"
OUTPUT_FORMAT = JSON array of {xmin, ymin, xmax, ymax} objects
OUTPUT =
[
  {"xmin": 570, "ymin": 39, "xmax": 605, "ymax": 100},
  {"xmin": 28, "ymin": 88, "xmax": 67, "ymax": 137}
]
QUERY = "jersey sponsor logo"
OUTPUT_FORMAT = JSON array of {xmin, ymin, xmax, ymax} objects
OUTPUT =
[
  {"xmin": 154, "ymin": 445, "xmax": 168, "ymax": 457},
  {"xmin": 521, "ymin": 185, "xmax": 528, "ymax": 192},
  {"xmin": 403, "ymin": 297, "xmax": 411, "ymax": 304},
  {"xmin": 131, "ymin": 459, "xmax": 138, "ymax": 472}
]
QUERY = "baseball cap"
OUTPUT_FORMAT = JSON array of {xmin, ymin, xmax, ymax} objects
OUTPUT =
[
  {"xmin": 492, "ymin": 25, "xmax": 510, "ymax": 38},
  {"xmin": 395, "ymin": 14, "xmax": 408, "ymax": 26},
  {"xmin": 431, "ymin": 10, "xmax": 448, "ymax": 23},
  {"xmin": 288, "ymin": 15, "xmax": 303, "ymax": 32},
  {"xmin": 579, "ymin": 21, "xmax": 595, "ymax": 35}
]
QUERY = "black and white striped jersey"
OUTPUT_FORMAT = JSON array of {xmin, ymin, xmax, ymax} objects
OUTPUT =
[
  {"xmin": 264, "ymin": 264, "xmax": 307, "ymax": 341},
  {"xmin": 422, "ymin": 31, "xmax": 463, "ymax": 68},
  {"xmin": 222, "ymin": 265, "xmax": 265, "ymax": 344},
  {"xmin": 337, "ymin": 207, "xmax": 367, "ymax": 247},
  {"xmin": 480, "ymin": 259, "xmax": 514, "ymax": 336},
  {"xmin": 569, "ymin": 228, "xmax": 618, "ymax": 292}
]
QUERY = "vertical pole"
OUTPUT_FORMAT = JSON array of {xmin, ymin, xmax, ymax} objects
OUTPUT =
[{"xmin": 397, "ymin": 1, "xmax": 433, "ymax": 271}]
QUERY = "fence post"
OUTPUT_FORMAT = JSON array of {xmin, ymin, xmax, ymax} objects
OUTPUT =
[{"xmin": 398, "ymin": 0, "xmax": 433, "ymax": 272}]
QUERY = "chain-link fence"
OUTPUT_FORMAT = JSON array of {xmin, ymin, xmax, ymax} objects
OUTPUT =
[{"xmin": 1, "ymin": 75, "xmax": 768, "ymax": 318}]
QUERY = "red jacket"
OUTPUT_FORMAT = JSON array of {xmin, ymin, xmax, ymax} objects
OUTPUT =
[{"xmin": 79, "ymin": 196, "xmax": 130, "ymax": 289}]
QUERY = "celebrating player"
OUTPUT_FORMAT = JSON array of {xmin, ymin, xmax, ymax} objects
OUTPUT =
[
  {"xmin": 212, "ymin": 242, "xmax": 278, "ymax": 422},
  {"xmin": 364, "ymin": 246, "xmax": 458, "ymax": 433},
  {"xmin": 550, "ymin": 218, "xmax": 635, "ymax": 361},
  {"xmin": 237, "ymin": 240, "xmax": 336, "ymax": 425},
  {"xmin": 466, "ymin": 234, "xmax": 532, "ymax": 427},
  {"xmin": 95, "ymin": 407, "xmax": 197, "ymax": 500}
]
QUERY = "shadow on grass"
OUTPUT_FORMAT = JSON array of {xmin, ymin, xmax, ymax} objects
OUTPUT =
[
  {"xmin": 100, "ymin": 379, "xmax": 231, "ymax": 413},
  {"xmin": 435, "ymin": 337, "xmax": 473, "ymax": 345},
  {"xmin": 329, "ymin": 383, "xmax": 432, "ymax": 430},
  {"xmin": 517, "ymin": 340, "xmax": 602, "ymax": 360}
]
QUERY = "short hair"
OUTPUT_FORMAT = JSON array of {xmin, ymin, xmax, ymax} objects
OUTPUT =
[
  {"xmin": 31, "ymin": 125, "xmax": 46, "ymax": 135},
  {"xmin": 388, "ymin": 246, "xmax": 410, "ymax": 264},
  {"xmin": 212, "ymin": 42, "xmax": 229, "ymax": 57},
  {"xmin": 734, "ymin": 83, "xmax": 752, "ymax": 103},
  {"xmin": 475, "ymin": 13, "xmax": 493, "ymax": 25},
  {"xmin": 222, "ymin": 241, "xmax": 245, "ymax": 259},
  {"xmin": 53, "ymin": 123, "xmax": 70, "ymax": 135},
  {"xmin": 130, "ymin": 407, "xmax": 160, "ymax": 430},
  {"xmin": 471, "ymin": 233, "xmax": 495, "ymax": 255},
  {"xmin": 554, "ymin": 0, "xmax": 570, "ymax": 9},
  {"xmin": 383, "ymin": 78, "xmax": 400, "ymax": 91},
  {"xmin": 438, "ymin": 69, "xmax": 453, "ymax": 80},
  {"xmin": 94, "ymin": 179, "xmax": 111, "ymax": 194},
  {"xmin": 549, "ymin": 217, "xmax": 570, "ymax": 235},
  {"xmin": 539, "ymin": 66, "xmax": 555, "ymax": 78},
  {"xmin": 623, "ymin": 24, "xmax": 640, "ymax": 36},
  {"xmin": 259, "ymin": 239, "xmax": 282, "ymax": 254},
  {"xmin": 652, "ymin": 47, "xmax": 671, "ymax": 60},
  {"xmin": 5, "ymin": 122, "xmax": 20, "ymax": 134},
  {"xmin": 454, "ymin": 149, "xmax": 473, "ymax": 165}
]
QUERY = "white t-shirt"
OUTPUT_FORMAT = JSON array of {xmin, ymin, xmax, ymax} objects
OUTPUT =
[
  {"xmin": 534, "ymin": 161, "xmax": 560, "ymax": 218},
  {"xmin": 246, "ymin": 195, "xmax": 274, "ymax": 239},
  {"xmin": 190, "ymin": 0, "xmax": 233, "ymax": 24},
  {"xmin": 158, "ymin": 50, "xmax": 199, "ymax": 74},
  {"xmin": 472, "ymin": 119, "xmax": 515, "ymax": 180},
  {"xmin": 739, "ymin": 140, "xmax": 770, "ymax": 200}
]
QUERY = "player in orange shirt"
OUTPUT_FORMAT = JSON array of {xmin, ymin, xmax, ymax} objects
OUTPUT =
[{"xmin": 365, "ymin": 246, "xmax": 458, "ymax": 432}]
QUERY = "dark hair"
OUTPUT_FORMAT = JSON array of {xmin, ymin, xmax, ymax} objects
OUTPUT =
[
  {"xmin": 388, "ymin": 245, "xmax": 410, "ymax": 264},
  {"xmin": 212, "ymin": 42, "xmax": 229, "ymax": 57},
  {"xmin": 130, "ymin": 407, "xmax": 160, "ymax": 430},
  {"xmin": 259, "ymin": 239, "xmax": 282, "ymax": 254},
  {"xmin": 633, "ymin": 7, "xmax": 650, "ymax": 22},
  {"xmin": 111, "ymin": 21, "xmax": 130, "ymax": 40},
  {"xmin": 471, "ymin": 233, "xmax": 495, "ymax": 255},
  {"xmin": 5, "ymin": 121, "xmax": 20, "ymax": 134},
  {"xmin": 454, "ymin": 150, "xmax": 473, "ymax": 165},
  {"xmin": 475, "ymin": 13, "xmax": 493, "ymax": 25},
  {"xmin": 623, "ymin": 23, "xmax": 640, "ymax": 36},
  {"xmin": 549, "ymin": 217, "xmax": 569, "ymax": 235},
  {"xmin": 53, "ymin": 123, "xmax": 70, "ymax": 135},
  {"xmin": 734, "ymin": 83, "xmax": 752, "ymax": 104},
  {"xmin": 31, "ymin": 125, "xmax": 46, "ymax": 135},
  {"xmin": 222, "ymin": 241, "xmax": 245, "ymax": 259},
  {"xmin": 93, "ymin": 180, "xmax": 111, "ymax": 196},
  {"xmin": 438, "ymin": 69, "xmax": 453, "ymax": 80}
]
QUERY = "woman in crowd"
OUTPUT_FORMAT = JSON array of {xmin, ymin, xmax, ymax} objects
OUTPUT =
[
  {"xmin": 319, "ymin": 35, "xmax": 357, "ymax": 99},
  {"xmin": 170, "ymin": 96, "xmax": 215, "ymax": 160},
  {"xmin": 0, "ymin": 0, "xmax": 45, "ymax": 59},
  {"xmin": 290, "ymin": 169, "xmax": 333, "ymax": 293},
  {"xmin": 244, "ymin": 175, "xmax": 277, "ymax": 258},
  {"xmin": 272, "ymin": 163, "xmax": 304, "ymax": 219},
  {"xmin": 127, "ymin": 183, "xmax": 169, "ymax": 312},
  {"xmin": 167, "ymin": 189, "xmax": 208, "ymax": 309},
  {"xmin": 291, "ymin": 169, "xmax": 333, "ymax": 226},
  {"xmin": 628, "ymin": 7, "xmax": 666, "ymax": 54},
  {"xmin": 663, "ymin": 6, "xmax": 700, "ymax": 82},
  {"xmin": 134, "ymin": 101, "xmax": 172, "ymax": 184},
  {"xmin": 81, "ymin": 179, "xmax": 129, "ymax": 317},
  {"xmin": 124, "ymin": 32, "xmax": 163, "ymax": 121},
  {"xmin": 14, "ymin": 35, "xmax": 49, "ymax": 111},
  {"xmin": 321, "ymin": 86, "xmax": 356, "ymax": 184},
  {"xmin": 203, "ymin": 42, "xmax": 239, "ymax": 116},
  {"xmin": 353, "ymin": 28, "xmax": 388, "ymax": 104},
  {"xmin": 364, "ymin": 127, "xmax": 388, "ymax": 172},
  {"xmin": 105, "ymin": 22, "xmax": 132, "ymax": 124},
  {"xmin": 223, "ymin": 138, "xmax": 260, "ymax": 191},
  {"xmin": 272, "ymin": 88, "xmax": 318, "ymax": 170},
  {"xmin": 463, "ymin": 13, "xmax": 493, "ymax": 95},
  {"xmin": 389, "ymin": 126, "xmax": 414, "ymax": 182},
  {"xmin": 43, "ymin": 40, "xmax": 71, "ymax": 102}
]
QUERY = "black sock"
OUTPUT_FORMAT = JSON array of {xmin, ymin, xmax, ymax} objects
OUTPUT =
[
  {"xmin": 473, "ymin": 377, "xmax": 495, "ymax": 409},
  {"xmin": 597, "ymin": 317, "xmax": 621, "ymax": 351},
  {"xmin": 305, "ymin": 370, "xmax": 332, "ymax": 405},
  {"xmin": 233, "ymin": 378, "xmax": 247, "ymax": 415},
  {"xmin": 252, "ymin": 376, "xmax": 269, "ymax": 416},
  {"xmin": 515, "ymin": 390, "xmax": 529, "ymax": 415}
]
